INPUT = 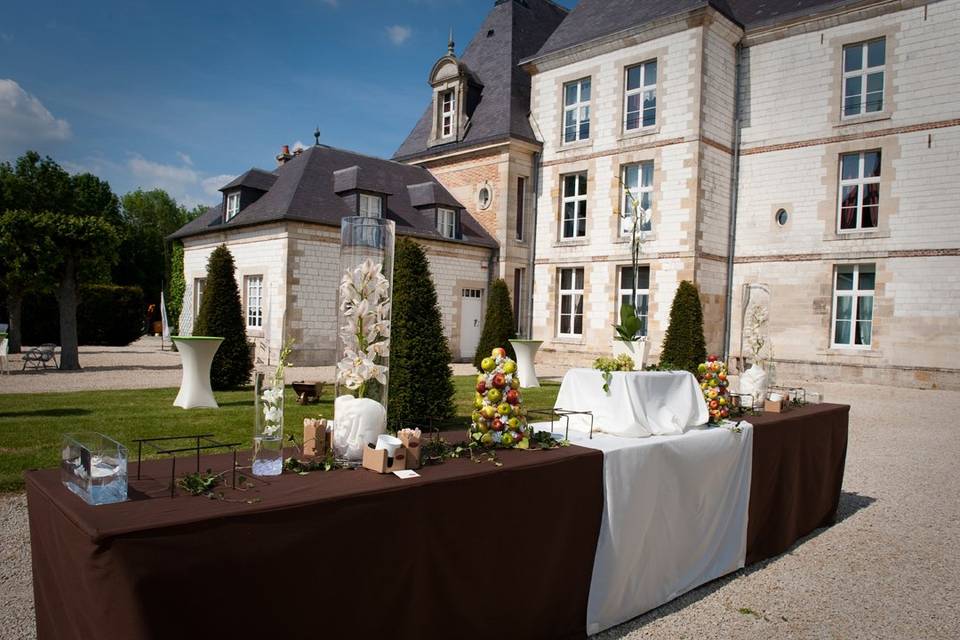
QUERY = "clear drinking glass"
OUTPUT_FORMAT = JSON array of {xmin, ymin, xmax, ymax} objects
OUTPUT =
[{"xmin": 253, "ymin": 370, "xmax": 284, "ymax": 476}]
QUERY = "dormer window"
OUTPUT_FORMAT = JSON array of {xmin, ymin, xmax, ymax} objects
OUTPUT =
[
  {"xmin": 359, "ymin": 193, "xmax": 382, "ymax": 218},
  {"xmin": 440, "ymin": 90, "xmax": 456, "ymax": 138},
  {"xmin": 225, "ymin": 192, "xmax": 240, "ymax": 221},
  {"xmin": 437, "ymin": 207, "xmax": 457, "ymax": 239}
]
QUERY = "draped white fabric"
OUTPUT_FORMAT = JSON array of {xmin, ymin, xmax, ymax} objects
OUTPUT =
[
  {"xmin": 554, "ymin": 369, "xmax": 709, "ymax": 437},
  {"xmin": 551, "ymin": 425, "xmax": 754, "ymax": 634}
]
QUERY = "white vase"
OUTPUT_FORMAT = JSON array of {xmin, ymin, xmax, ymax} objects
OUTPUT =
[
  {"xmin": 333, "ymin": 394, "xmax": 387, "ymax": 462},
  {"xmin": 612, "ymin": 337, "xmax": 647, "ymax": 370},
  {"xmin": 739, "ymin": 363, "xmax": 768, "ymax": 408}
]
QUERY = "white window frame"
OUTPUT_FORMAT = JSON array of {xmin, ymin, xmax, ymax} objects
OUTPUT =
[
  {"xmin": 516, "ymin": 176, "xmax": 526, "ymax": 241},
  {"xmin": 562, "ymin": 78, "xmax": 591, "ymax": 144},
  {"xmin": 557, "ymin": 267, "xmax": 584, "ymax": 338},
  {"xmin": 225, "ymin": 192, "xmax": 240, "ymax": 221},
  {"xmin": 193, "ymin": 278, "xmax": 206, "ymax": 322},
  {"xmin": 842, "ymin": 38, "xmax": 885, "ymax": 118},
  {"xmin": 617, "ymin": 265, "xmax": 650, "ymax": 337},
  {"xmin": 837, "ymin": 150, "xmax": 881, "ymax": 233},
  {"xmin": 620, "ymin": 162, "xmax": 654, "ymax": 236},
  {"xmin": 244, "ymin": 275, "xmax": 263, "ymax": 330},
  {"xmin": 359, "ymin": 193, "xmax": 382, "ymax": 218},
  {"xmin": 624, "ymin": 60, "xmax": 657, "ymax": 132},
  {"xmin": 831, "ymin": 264, "xmax": 875, "ymax": 349},
  {"xmin": 440, "ymin": 90, "xmax": 456, "ymax": 138},
  {"xmin": 561, "ymin": 173, "xmax": 587, "ymax": 240},
  {"xmin": 514, "ymin": 267, "xmax": 527, "ymax": 336},
  {"xmin": 437, "ymin": 207, "xmax": 456, "ymax": 239}
]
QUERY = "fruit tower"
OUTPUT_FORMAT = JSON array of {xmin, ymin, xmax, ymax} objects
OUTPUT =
[
  {"xmin": 698, "ymin": 355, "xmax": 730, "ymax": 424},
  {"xmin": 471, "ymin": 347, "xmax": 530, "ymax": 448}
]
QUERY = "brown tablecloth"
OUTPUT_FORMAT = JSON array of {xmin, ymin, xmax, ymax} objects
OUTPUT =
[
  {"xmin": 26, "ymin": 443, "xmax": 604, "ymax": 640},
  {"xmin": 745, "ymin": 403, "xmax": 850, "ymax": 564}
]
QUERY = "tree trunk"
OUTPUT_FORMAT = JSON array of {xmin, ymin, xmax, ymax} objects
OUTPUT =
[
  {"xmin": 6, "ymin": 293, "xmax": 23, "ymax": 354},
  {"xmin": 57, "ymin": 255, "xmax": 81, "ymax": 370}
]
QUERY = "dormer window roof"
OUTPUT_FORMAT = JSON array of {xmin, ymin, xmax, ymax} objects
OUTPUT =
[{"xmin": 225, "ymin": 191, "xmax": 240, "ymax": 221}]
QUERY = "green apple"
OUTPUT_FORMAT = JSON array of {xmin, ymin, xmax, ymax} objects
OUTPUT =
[
  {"xmin": 480, "ymin": 405, "xmax": 496, "ymax": 420},
  {"xmin": 476, "ymin": 373, "xmax": 486, "ymax": 384},
  {"xmin": 497, "ymin": 402, "xmax": 512, "ymax": 416},
  {"xmin": 501, "ymin": 433, "xmax": 514, "ymax": 446},
  {"xmin": 481, "ymin": 357, "xmax": 496, "ymax": 372},
  {"xmin": 487, "ymin": 388, "xmax": 502, "ymax": 404},
  {"xmin": 508, "ymin": 417, "xmax": 519, "ymax": 429},
  {"xmin": 481, "ymin": 432, "xmax": 494, "ymax": 445},
  {"xmin": 503, "ymin": 360, "xmax": 517, "ymax": 374}
]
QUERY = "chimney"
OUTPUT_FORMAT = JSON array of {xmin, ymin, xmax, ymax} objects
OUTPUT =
[{"xmin": 276, "ymin": 144, "xmax": 293, "ymax": 166}]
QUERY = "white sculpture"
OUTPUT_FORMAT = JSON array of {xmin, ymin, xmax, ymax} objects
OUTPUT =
[
  {"xmin": 738, "ymin": 364, "xmax": 768, "ymax": 409},
  {"xmin": 333, "ymin": 394, "xmax": 387, "ymax": 461}
]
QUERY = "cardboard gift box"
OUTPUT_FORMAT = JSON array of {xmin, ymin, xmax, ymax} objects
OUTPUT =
[
  {"xmin": 398, "ymin": 433, "xmax": 421, "ymax": 470},
  {"xmin": 303, "ymin": 418, "xmax": 332, "ymax": 457},
  {"xmin": 361, "ymin": 444, "xmax": 408, "ymax": 474},
  {"xmin": 763, "ymin": 398, "xmax": 790, "ymax": 413}
]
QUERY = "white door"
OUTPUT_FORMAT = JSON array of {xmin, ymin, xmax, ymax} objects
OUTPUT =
[{"xmin": 459, "ymin": 288, "xmax": 483, "ymax": 360}]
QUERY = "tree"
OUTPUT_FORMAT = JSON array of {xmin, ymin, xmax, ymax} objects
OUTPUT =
[
  {"xmin": 388, "ymin": 238, "xmax": 455, "ymax": 428},
  {"xmin": 473, "ymin": 279, "xmax": 516, "ymax": 370},
  {"xmin": 0, "ymin": 211, "xmax": 58, "ymax": 352},
  {"xmin": 194, "ymin": 245, "xmax": 252, "ymax": 389},
  {"xmin": 168, "ymin": 241, "xmax": 186, "ymax": 334},
  {"xmin": 660, "ymin": 280, "xmax": 707, "ymax": 374}
]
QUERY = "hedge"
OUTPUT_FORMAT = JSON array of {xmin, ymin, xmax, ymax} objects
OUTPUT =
[{"xmin": 21, "ymin": 285, "xmax": 145, "ymax": 346}]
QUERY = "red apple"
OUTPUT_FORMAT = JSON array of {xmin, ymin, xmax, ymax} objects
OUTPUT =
[
  {"xmin": 709, "ymin": 400, "xmax": 719, "ymax": 409},
  {"xmin": 476, "ymin": 381, "xmax": 486, "ymax": 394},
  {"xmin": 492, "ymin": 419, "xmax": 504, "ymax": 431},
  {"xmin": 707, "ymin": 355, "xmax": 717, "ymax": 362},
  {"xmin": 506, "ymin": 389, "xmax": 519, "ymax": 405},
  {"xmin": 492, "ymin": 373, "xmax": 506, "ymax": 389},
  {"xmin": 491, "ymin": 347, "xmax": 507, "ymax": 359}
]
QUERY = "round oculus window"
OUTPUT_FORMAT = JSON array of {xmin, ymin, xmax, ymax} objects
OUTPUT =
[
  {"xmin": 775, "ymin": 208, "xmax": 789, "ymax": 226},
  {"xmin": 478, "ymin": 184, "xmax": 492, "ymax": 210}
]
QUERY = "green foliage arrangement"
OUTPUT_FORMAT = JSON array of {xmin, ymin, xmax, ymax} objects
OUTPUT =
[
  {"xmin": 388, "ymin": 238, "xmax": 455, "ymax": 428},
  {"xmin": 472, "ymin": 279, "xmax": 516, "ymax": 370},
  {"xmin": 660, "ymin": 280, "xmax": 707, "ymax": 375},
  {"xmin": 194, "ymin": 245, "xmax": 253, "ymax": 389},
  {"xmin": 593, "ymin": 354, "xmax": 636, "ymax": 393},
  {"xmin": 167, "ymin": 242, "xmax": 185, "ymax": 334},
  {"xmin": 614, "ymin": 304, "xmax": 643, "ymax": 341}
]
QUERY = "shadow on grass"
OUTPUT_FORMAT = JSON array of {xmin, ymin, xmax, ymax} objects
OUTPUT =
[{"xmin": 0, "ymin": 408, "xmax": 92, "ymax": 418}]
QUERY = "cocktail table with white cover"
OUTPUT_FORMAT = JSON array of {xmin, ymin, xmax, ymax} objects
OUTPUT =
[
  {"xmin": 509, "ymin": 339, "xmax": 543, "ymax": 388},
  {"xmin": 171, "ymin": 336, "xmax": 223, "ymax": 409},
  {"xmin": 555, "ymin": 369, "xmax": 708, "ymax": 437}
]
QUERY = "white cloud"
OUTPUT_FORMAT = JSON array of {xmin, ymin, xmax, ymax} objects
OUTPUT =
[
  {"xmin": 386, "ymin": 25, "xmax": 412, "ymax": 46},
  {"xmin": 127, "ymin": 154, "xmax": 232, "ymax": 209},
  {"xmin": 176, "ymin": 151, "xmax": 193, "ymax": 166},
  {"xmin": 0, "ymin": 79, "xmax": 71, "ymax": 157},
  {"xmin": 202, "ymin": 174, "xmax": 235, "ymax": 197},
  {"xmin": 292, "ymin": 140, "xmax": 307, "ymax": 152}
]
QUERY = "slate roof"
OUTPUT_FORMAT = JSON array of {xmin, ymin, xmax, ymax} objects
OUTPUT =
[
  {"xmin": 170, "ymin": 145, "xmax": 497, "ymax": 248},
  {"xmin": 528, "ymin": 0, "xmax": 879, "ymax": 61},
  {"xmin": 392, "ymin": 0, "xmax": 568, "ymax": 161},
  {"xmin": 220, "ymin": 168, "xmax": 277, "ymax": 192}
]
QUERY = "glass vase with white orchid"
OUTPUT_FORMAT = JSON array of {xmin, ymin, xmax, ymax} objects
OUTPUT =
[
  {"xmin": 336, "ymin": 257, "xmax": 391, "ymax": 398},
  {"xmin": 253, "ymin": 340, "xmax": 293, "ymax": 476}
]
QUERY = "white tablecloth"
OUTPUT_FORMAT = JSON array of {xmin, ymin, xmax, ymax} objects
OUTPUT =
[
  {"xmin": 533, "ymin": 422, "xmax": 754, "ymax": 634},
  {"xmin": 554, "ymin": 369, "xmax": 708, "ymax": 437}
]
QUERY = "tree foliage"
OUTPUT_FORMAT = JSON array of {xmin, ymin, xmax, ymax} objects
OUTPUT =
[
  {"xmin": 194, "ymin": 245, "xmax": 252, "ymax": 389},
  {"xmin": 473, "ymin": 279, "xmax": 516, "ymax": 370},
  {"xmin": 659, "ymin": 280, "xmax": 707, "ymax": 374},
  {"xmin": 387, "ymin": 238, "xmax": 455, "ymax": 428},
  {"xmin": 168, "ymin": 241, "xmax": 186, "ymax": 333}
]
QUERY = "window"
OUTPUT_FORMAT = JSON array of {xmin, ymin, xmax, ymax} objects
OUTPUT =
[
  {"xmin": 621, "ymin": 162, "xmax": 653, "ymax": 235},
  {"xmin": 838, "ymin": 150, "xmax": 881, "ymax": 231},
  {"xmin": 245, "ymin": 275, "xmax": 263, "ymax": 329},
  {"xmin": 624, "ymin": 60, "xmax": 657, "ymax": 131},
  {"xmin": 513, "ymin": 268, "xmax": 527, "ymax": 336},
  {"xmin": 563, "ymin": 78, "xmax": 591, "ymax": 143},
  {"xmin": 437, "ymin": 207, "xmax": 456, "ymax": 239},
  {"xmin": 832, "ymin": 264, "xmax": 875, "ymax": 348},
  {"xmin": 618, "ymin": 266, "xmax": 650, "ymax": 337},
  {"xmin": 558, "ymin": 268, "xmax": 584, "ymax": 337},
  {"xmin": 225, "ymin": 192, "xmax": 240, "ymax": 221},
  {"xmin": 359, "ymin": 193, "xmax": 382, "ymax": 218},
  {"xmin": 516, "ymin": 177, "xmax": 526, "ymax": 240},
  {"xmin": 478, "ymin": 185, "xmax": 492, "ymax": 210},
  {"xmin": 193, "ymin": 278, "xmax": 206, "ymax": 321},
  {"xmin": 842, "ymin": 38, "xmax": 885, "ymax": 117},
  {"xmin": 440, "ymin": 90, "xmax": 456, "ymax": 138},
  {"xmin": 561, "ymin": 173, "xmax": 587, "ymax": 239}
]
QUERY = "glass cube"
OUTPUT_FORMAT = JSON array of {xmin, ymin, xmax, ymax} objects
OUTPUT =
[{"xmin": 61, "ymin": 433, "xmax": 128, "ymax": 505}]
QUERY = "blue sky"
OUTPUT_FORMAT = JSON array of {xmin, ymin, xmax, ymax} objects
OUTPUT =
[{"xmin": 0, "ymin": 0, "xmax": 574, "ymax": 208}]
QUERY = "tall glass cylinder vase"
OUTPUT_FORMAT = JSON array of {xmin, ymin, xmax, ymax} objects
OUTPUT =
[
  {"xmin": 333, "ymin": 216, "xmax": 395, "ymax": 462},
  {"xmin": 253, "ymin": 370, "xmax": 284, "ymax": 476}
]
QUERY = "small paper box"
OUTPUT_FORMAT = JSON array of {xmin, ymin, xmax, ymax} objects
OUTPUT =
[
  {"xmin": 303, "ymin": 419, "xmax": 331, "ymax": 457},
  {"xmin": 398, "ymin": 434, "xmax": 421, "ymax": 470},
  {"xmin": 764, "ymin": 398, "xmax": 788, "ymax": 413},
  {"xmin": 361, "ymin": 445, "xmax": 407, "ymax": 474}
]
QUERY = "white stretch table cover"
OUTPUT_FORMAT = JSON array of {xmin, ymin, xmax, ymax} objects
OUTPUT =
[
  {"xmin": 535, "ymin": 423, "xmax": 754, "ymax": 634},
  {"xmin": 555, "ymin": 369, "xmax": 708, "ymax": 437},
  {"xmin": 171, "ymin": 337, "xmax": 223, "ymax": 409},
  {"xmin": 509, "ymin": 340, "xmax": 543, "ymax": 388}
]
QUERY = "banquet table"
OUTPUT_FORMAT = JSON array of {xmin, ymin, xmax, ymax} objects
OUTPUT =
[{"xmin": 555, "ymin": 368, "xmax": 708, "ymax": 436}]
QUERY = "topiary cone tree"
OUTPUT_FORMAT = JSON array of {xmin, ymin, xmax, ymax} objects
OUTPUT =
[
  {"xmin": 194, "ymin": 244, "xmax": 253, "ymax": 389},
  {"xmin": 473, "ymin": 279, "xmax": 516, "ymax": 371},
  {"xmin": 660, "ymin": 280, "xmax": 707, "ymax": 374},
  {"xmin": 388, "ymin": 238, "xmax": 455, "ymax": 429}
]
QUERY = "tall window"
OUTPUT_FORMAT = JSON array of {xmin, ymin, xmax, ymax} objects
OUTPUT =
[
  {"xmin": 359, "ymin": 193, "xmax": 382, "ymax": 218},
  {"xmin": 842, "ymin": 38, "xmax": 885, "ymax": 117},
  {"xmin": 621, "ymin": 162, "xmax": 653, "ymax": 235},
  {"xmin": 225, "ymin": 192, "xmax": 240, "ymax": 221},
  {"xmin": 618, "ymin": 266, "xmax": 650, "ymax": 337},
  {"xmin": 838, "ymin": 150, "xmax": 880, "ymax": 231},
  {"xmin": 193, "ymin": 278, "xmax": 206, "ymax": 321},
  {"xmin": 624, "ymin": 60, "xmax": 657, "ymax": 131},
  {"xmin": 563, "ymin": 78, "xmax": 591, "ymax": 143},
  {"xmin": 558, "ymin": 267, "xmax": 584, "ymax": 337},
  {"xmin": 245, "ymin": 275, "xmax": 263, "ymax": 329},
  {"xmin": 437, "ymin": 207, "xmax": 456, "ymax": 239},
  {"xmin": 561, "ymin": 173, "xmax": 587, "ymax": 239},
  {"xmin": 832, "ymin": 264, "xmax": 875, "ymax": 348},
  {"xmin": 440, "ymin": 90, "xmax": 456, "ymax": 138},
  {"xmin": 516, "ymin": 177, "xmax": 526, "ymax": 241},
  {"xmin": 513, "ymin": 268, "xmax": 527, "ymax": 336}
]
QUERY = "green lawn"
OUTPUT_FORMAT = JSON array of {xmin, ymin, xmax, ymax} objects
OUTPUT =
[{"xmin": 0, "ymin": 376, "xmax": 560, "ymax": 492}]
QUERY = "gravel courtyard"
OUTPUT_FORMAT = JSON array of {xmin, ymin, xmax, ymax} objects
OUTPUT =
[{"xmin": 1, "ymin": 349, "xmax": 958, "ymax": 638}]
